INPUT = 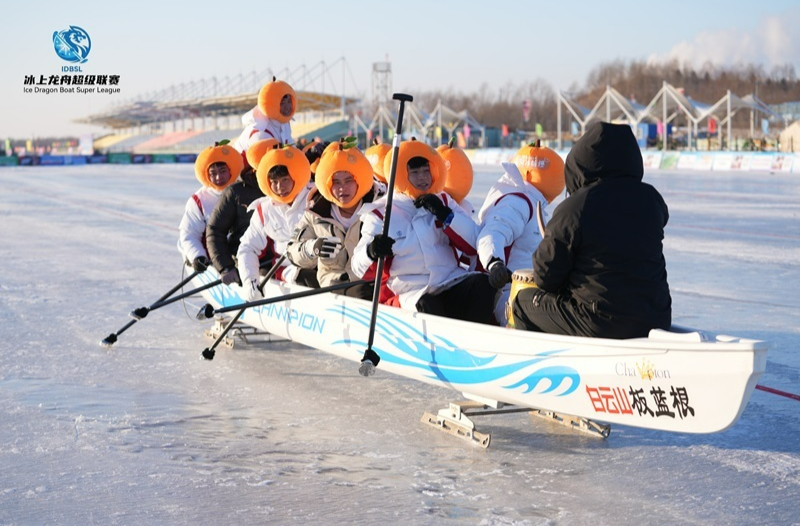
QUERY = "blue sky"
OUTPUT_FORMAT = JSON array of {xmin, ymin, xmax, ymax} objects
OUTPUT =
[{"xmin": 1, "ymin": 0, "xmax": 798, "ymax": 139}]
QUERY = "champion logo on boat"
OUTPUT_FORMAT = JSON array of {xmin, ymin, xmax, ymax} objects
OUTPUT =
[
  {"xmin": 615, "ymin": 360, "xmax": 671, "ymax": 381},
  {"xmin": 636, "ymin": 359, "xmax": 661, "ymax": 380}
]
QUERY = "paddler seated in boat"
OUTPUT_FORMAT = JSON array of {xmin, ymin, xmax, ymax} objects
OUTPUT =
[
  {"xmin": 232, "ymin": 77, "xmax": 295, "ymax": 167},
  {"xmin": 511, "ymin": 121, "xmax": 672, "ymax": 339},
  {"xmin": 476, "ymin": 140, "xmax": 565, "ymax": 325},
  {"xmin": 205, "ymin": 138, "xmax": 276, "ymax": 287},
  {"xmin": 437, "ymin": 138, "xmax": 477, "ymax": 270},
  {"xmin": 351, "ymin": 139, "xmax": 496, "ymax": 324},
  {"xmin": 285, "ymin": 138, "xmax": 384, "ymax": 300},
  {"xmin": 236, "ymin": 144, "xmax": 319, "ymax": 302},
  {"xmin": 178, "ymin": 141, "xmax": 243, "ymax": 274}
]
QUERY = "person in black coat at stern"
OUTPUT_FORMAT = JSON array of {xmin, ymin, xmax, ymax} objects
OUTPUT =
[{"xmin": 512, "ymin": 121, "xmax": 672, "ymax": 339}]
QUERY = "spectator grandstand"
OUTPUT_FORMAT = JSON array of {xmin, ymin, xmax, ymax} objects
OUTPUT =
[{"xmin": 78, "ymin": 61, "xmax": 362, "ymax": 154}]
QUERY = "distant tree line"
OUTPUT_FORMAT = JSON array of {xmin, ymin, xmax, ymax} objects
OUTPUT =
[{"xmin": 405, "ymin": 60, "xmax": 799, "ymax": 133}]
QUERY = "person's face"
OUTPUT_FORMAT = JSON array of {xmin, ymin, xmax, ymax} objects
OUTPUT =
[
  {"xmin": 407, "ymin": 163, "xmax": 432, "ymax": 191},
  {"xmin": 331, "ymin": 171, "xmax": 358, "ymax": 206},
  {"xmin": 269, "ymin": 173, "xmax": 294, "ymax": 198},
  {"xmin": 207, "ymin": 163, "xmax": 231, "ymax": 187},
  {"xmin": 280, "ymin": 94, "xmax": 293, "ymax": 117}
]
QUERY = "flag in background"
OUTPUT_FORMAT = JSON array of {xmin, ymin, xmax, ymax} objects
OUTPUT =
[
  {"xmin": 522, "ymin": 100, "xmax": 531, "ymax": 122},
  {"xmin": 708, "ymin": 118, "xmax": 717, "ymax": 135},
  {"xmin": 463, "ymin": 124, "xmax": 471, "ymax": 140},
  {"xmin": 761, "ymin": 118, "xmax": 769, "ymax": 136},
  {"xmin": 501, "ymin": 124, "xmax": 509, "ymax": 137},
  {"xmin": 570, "ymin": 122, "xmax": 579, "ymax": 136},
  {"xmin": 535, "ymin": 123, "xmax": 543, "ymax": 137}
]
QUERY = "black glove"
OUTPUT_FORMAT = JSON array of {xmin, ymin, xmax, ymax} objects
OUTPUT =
[
  {"xmin": 220, "ymin": 267, "xmax": 241, "ymax": 286},
  {"xmin": 414, "ymin": 194, "xmax": 453, "ymax": 223},
  {"xmin": 487, "ymin": 257, "xmax": 512, "ymax": 289},
  {"xmin": 192, "ymin": 256, "xmax": 211, "ymax": 272},
  {"xmin": 311, "ymin": 236, "xmax": 343, "ymax": 260},
  {"xmin": 366, "ymin": 234, "xmax": 395, "ymax": 261}
]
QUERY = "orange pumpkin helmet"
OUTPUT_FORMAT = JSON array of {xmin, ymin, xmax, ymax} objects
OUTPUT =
[
  {"xmin": 364, "ymin": 141, "xmax": 391, "ymax": 183},
  {"xmin": 257, "ymin": 77, "xmax": 296, "ymax": 124},
  {"xmin": 436, "ymin": 142, "xmax": 473, "ymax": 204},
  {"xmin": 512, "ymin": 141, "xmax": 565, "ymax": 202},
  {"xmin": 194, "ymin": 142, "xmax": 244, "ymax": 191},
  {"xmin": 255, "ymin": 145, "xmax": 311, "ymax": 204},
  {"xmin": 246, "ymin": 138, "xmax": 280, "ymax": 171},
  {"xmin": 383, "ymin": 139, "xmax": 446, "ymax": 199},
  {"xmin": 315, "ymin": 141, "xmax": 374, "ymax": 208}
]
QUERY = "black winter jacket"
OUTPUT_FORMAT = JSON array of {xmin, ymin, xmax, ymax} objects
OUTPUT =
[
  {"xmin": 206, "ymin": 168, "xmax": 267, "ymax": 272},
  {"xmin": 533, "ymin": 121, "xmax": 672, "ymax": 335}
]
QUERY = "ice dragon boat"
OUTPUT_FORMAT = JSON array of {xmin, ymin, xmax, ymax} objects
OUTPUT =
[{"xmin": 192, "ymin": 269, "xmax": 768, "ymax": 447}]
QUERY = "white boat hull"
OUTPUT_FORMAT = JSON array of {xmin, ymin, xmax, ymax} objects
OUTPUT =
[{"xmin": 194, "ymin": 270, "xmax": 768, "ymax": 434}]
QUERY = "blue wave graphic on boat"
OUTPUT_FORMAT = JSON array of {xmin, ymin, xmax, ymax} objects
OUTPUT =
[
  {"xmin": 197, "ymin": 276, "xmax": 580, "ymax": 396},
  {"xmin": 330, "ymin": 305, "xmax": 581, "ymax": 396},
  {"xmin": 505, "ymin": 366, "xmax": 581, "ymax": 395}
]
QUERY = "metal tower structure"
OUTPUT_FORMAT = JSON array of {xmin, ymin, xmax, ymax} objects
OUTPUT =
[{"xmin": 371, "ymin": 61, "xmax": 392, "ymax": 109}]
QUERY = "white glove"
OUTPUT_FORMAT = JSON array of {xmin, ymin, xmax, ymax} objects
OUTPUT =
[
  {"xmin": 242, "ymin": 279, "xmax": 263, "ymax": 302},
  {"xmin": 308, "ymin": 236, "xmax": 342, "ymax": 260}
]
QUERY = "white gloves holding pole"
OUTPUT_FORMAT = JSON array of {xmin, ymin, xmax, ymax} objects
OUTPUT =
[{"xmin": 306, "ymin": 236, "xmax": 342, "ymax": 261}]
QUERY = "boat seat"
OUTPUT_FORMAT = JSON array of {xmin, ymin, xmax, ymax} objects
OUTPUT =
[{"xmin": 647, "ymin": 328, "xmax": 709, "ymax": 342}]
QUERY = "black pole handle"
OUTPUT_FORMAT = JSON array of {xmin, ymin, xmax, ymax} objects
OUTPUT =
[{"xmin": 359, "ymin": 93, "xmax": 413, "ymax": 376}]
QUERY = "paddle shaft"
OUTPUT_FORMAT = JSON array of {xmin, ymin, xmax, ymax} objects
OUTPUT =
[
  {"xmin": 103, "ymin": 268, "xmax": 201, "ymax": 342},
  {"xmin": 362, "ymin": 93, "xmax": 413, "ymax": 360},
  {"xmin": 148, "ymin": 279, "xmax": 222, "ymax": 310},
  {"xmin": 201, "ymin": 254, "xmax": 287, "ymax": 358},
  {"xmin": 212, "ymin": 280, "xmax": 368, "ymax": 315},
  {"xmin": 160, "ymin": 268, "xmax": 202, "ymax": 303}
]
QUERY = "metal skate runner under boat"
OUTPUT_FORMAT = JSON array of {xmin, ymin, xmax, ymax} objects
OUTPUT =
[{"xmin": 192, "ymin": 268, "xmax": 769, "ymax": 447}]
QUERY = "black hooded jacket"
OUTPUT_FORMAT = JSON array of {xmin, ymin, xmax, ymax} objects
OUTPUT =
[
  {"xmin": 206, "ymin": 168, "xmax": 266, "ymax": 272},
  {"xmin": 533, "ymin": 121, "xmax": 671, "ymax": 335}
]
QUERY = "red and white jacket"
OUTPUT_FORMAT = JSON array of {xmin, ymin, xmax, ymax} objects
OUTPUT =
[
  {"xmin": 477, "ymin": 162, "xmax": 549, "ymax": 324},
  {"xmin": 236, "ymin": 184, "xmax": 312, "ymax": 284},
  {"xmin": 177, "ymin": 186, "xmax": 222, "ymax": 263},
  {"xmin": 351, "ymin": 192, "xmax": 480, "ymax": 310},
  {"xmin": 477, "ymin": 162, "xmax": 548, "ymax": 272},
  {"xmin": 232, "ymin": 106, "xmax": 293, "ymax": 156}
]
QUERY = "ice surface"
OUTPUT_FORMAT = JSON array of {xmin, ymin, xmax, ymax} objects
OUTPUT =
[{"xmin": 1, "ymin": 164, "xmax": 798, "ymax": 524}]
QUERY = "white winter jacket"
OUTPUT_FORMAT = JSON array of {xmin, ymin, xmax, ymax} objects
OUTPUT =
[
  {"xmin": 351, "ymin": 192, "xmax": 480, "ymax": 310},
  {"xmin": 477, "ymin": 162, "xmax": 548, "ymax": 272},
  {"xmin": 477, "ymin": 162, "xmax": 549, "ymax": 324},
  {"xmin": 236, "ymin": 184, "xmax": 311, "ymax": 284},
  {"xmin": 177, "ymin": 186, "xmax": 221, "ymax": 263},
  {"xmin": 232, "ymin": 106, "xmax": 293, "ymax": 153}
]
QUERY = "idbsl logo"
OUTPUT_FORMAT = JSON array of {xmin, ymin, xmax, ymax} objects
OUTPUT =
[{"xmin": 53, "ymin": 25, "xmax": 91, "ymax": 64}]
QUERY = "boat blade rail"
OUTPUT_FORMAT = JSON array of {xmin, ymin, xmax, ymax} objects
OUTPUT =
[
  {"xmin": 203, "ymin": 315, "xmax": 283, "ymax": 349},
  {"xmin": 422, "ymin": 400, "xmax": 611, "ymax": 448}
]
